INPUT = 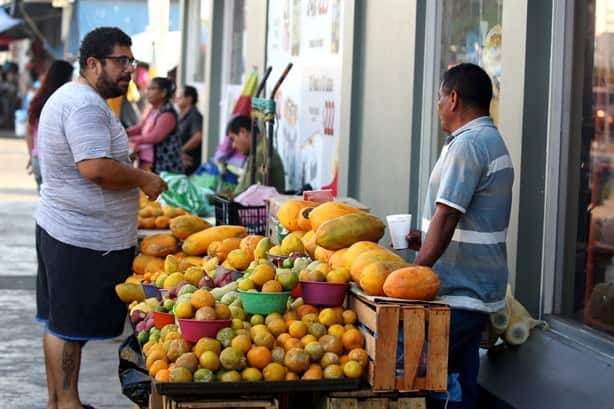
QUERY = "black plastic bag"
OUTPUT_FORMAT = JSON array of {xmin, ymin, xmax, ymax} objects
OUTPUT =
[{"xmin": 118, "ymin": 334, "xmax": 150, "ymax": 407}]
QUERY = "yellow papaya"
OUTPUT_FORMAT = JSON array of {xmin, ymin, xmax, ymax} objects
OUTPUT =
[
  {"xmin": 169, "ymin": 215, "xmax": 211, "ymax": 240},
  {"xmin": 315, "ymin": 213, "xmax": 385, "ymax": 251},
  {"xmin": 277, "ymin": 200, "xmax": 319, "ymax": 232},
  {"xmin": 359, "ymin": 261, "xmax": 410, "ymax": 296},
  {"xmin": 115, "ymin": 282, "xmax": 145, "ymax": 303},
  {"xmin": 297, "ymin": 207, "xmax": 314, "ymax": 231},
  {"xmin": 182, "ymin": 225, "xmax": 247, "ymax": 256},
  {"xmin": 308, "ymin": 201, "xmax": 365, "ymax": 231},
  {"xmin": 382, "ymin": 266, "xmax": 441, "ymax": 300},
  {"xmin": 314, "ymin": 246, "xmax": 335, "ymax": 263},
  {"xmin": 301, "ymin": 231, "xmax": 317, "ymax": 257},
  {"xmin": 350, "ymin": 249, "xmax": 405, "ymax": 283},
  {"xmin": 343, "ymin": 241, "xmax": 383, "ymax": 270},
  {"xmin": 132, "ymin": 254, "xmax": 164, "ymax": 274},
  {"xmin": 328, "ymin": 248, "xmax": 349, "ymax": 270},
  {"xmin": 140, "ymin": 234, "xmax": 178, "ymax": 258}
]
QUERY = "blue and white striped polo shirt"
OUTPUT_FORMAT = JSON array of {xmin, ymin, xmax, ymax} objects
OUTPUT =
[{"xmin": 422, "ymin": 116, "xmax": 514, "ymax": 312}]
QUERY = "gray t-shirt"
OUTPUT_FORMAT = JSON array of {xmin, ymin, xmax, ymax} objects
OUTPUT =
[{"xmin": 36, "ymin": 82, "xmax": 138, "ymax": 251}]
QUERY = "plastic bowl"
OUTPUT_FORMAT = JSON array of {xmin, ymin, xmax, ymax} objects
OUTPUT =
[
  {"xmin": 142, "ymin": 283, "xmax": 161, "ymax": 300},
  {"xmin": 238, "ymin": 290, "xmax": 291, "ymax": 314},
  {"xmin": 300, "ymin": 281, "xmax": 349, "ymax": 307},
  {"xmin": 153, "ymin": 310, "xmax": 175, "ymax": 329},
  {"xmin": 266, "ymin": 252, "xmax": 289, "ymax": 267},
  {"xmin": 159, "ymin": 289, "xmax": 170, "ymax": 299},
  {"xmin": 178, "ymin": 318, "xmax": 232, "ymax": 343}
]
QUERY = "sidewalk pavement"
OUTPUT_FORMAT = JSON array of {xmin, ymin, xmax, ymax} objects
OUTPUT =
[{"xmin": 0, "ymin": 134, "xmax": 135, "ymax": 408}]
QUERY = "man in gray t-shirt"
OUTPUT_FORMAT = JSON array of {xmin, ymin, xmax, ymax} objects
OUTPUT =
[{"xmin": 35, "ymin": 27, "xmax": 166, "ymax": 409}]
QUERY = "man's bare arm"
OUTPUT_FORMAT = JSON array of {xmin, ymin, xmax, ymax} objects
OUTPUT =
[{"xmin": 413, "ymin": 203, "xmax": 461, "ymax": 267}]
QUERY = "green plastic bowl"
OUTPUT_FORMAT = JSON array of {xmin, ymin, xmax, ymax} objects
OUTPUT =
[{"xmin": 238, "ymin": 290, "xmax": 291, "ymax": 315}]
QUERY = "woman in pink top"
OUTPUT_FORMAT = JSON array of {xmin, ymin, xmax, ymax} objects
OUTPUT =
[
  {"xmin": 26, "ymin": 60, "xmax": 74, "ymax": 192},
  {"xmin": 127, "ymin": 77, "xmax": 183, "ymax": 173}
]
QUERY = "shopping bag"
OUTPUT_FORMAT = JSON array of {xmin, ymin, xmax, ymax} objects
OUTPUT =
[
  {"xmin": 160, "ymin": 172, "xmax": 213, "ymax": 216},
  {"xmin": 118, "ymin": 334, "xmax": 150, "ymax": 407}
]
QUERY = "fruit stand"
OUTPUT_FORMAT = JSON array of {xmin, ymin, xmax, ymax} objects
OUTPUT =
[{"xmin": 117, "ymin": 195, "xmax": 448, "ymax": 409}]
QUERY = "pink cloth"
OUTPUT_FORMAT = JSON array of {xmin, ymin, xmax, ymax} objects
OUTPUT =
[{"xmin": 127, "ymin": 108, "xmax": 177, "ymax": 164}]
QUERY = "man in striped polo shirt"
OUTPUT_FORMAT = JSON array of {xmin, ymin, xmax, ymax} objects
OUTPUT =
[{"xmin": 407, "ymin": 63, "xmax": 514, "ymax": 409}]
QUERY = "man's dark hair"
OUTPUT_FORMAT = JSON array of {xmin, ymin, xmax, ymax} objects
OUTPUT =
[
  {"xmin": 79, "ymin": 27, "xmax": 132, "ymax": 70},
  {"xmin": 226, "ymin": 115, "xmax": 259, "ymax": 135},
  {"xmin": 441, "ymin": 63, "xmax": 493, "ymax": 112},
  {"xmin": 183, "ymin": 85, "xmax": 198, "ymax": 105}
]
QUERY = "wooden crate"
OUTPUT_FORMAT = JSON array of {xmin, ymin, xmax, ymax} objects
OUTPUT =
[
  {"xmin": 317, "ymin": 389, "xmax": 426, "ymax": 409},
  {"xmin": 348, "ymin": 293, "xmax": 450, "ymax": 392},
  {"xmin": 161, "ymin": 396, "xmax": 278, "ymax": 409}
]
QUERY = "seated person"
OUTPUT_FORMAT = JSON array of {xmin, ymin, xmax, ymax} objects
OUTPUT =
[{"xmin": 226, "ymin": 115, "xmax": 285, "ymax": 195}]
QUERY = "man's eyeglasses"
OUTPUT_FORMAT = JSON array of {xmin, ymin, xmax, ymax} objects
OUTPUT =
[{"xmin": 100, "ymin": 56, "xmax": 137, "ymax": 70}]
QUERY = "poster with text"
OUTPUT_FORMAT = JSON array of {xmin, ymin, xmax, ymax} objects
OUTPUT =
[{"xmin": 266, "ymin": 0, "xmax": 344, "ymax": 194}]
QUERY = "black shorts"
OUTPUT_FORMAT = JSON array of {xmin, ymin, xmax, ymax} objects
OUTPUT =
[{"xmin": 35, "ymin": 225, "xmax": 135, "ymax": 341}]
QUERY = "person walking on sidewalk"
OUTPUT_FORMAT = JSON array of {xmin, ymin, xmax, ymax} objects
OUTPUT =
[
  {"xmin": 35, "ymin": 27, "xmax": 167, "ymax": 409},
  {"xmin": 406, "ymin": 63, "xmax": 514, "ymax": 409},
  {"xmin": 25, "ymin": 59, "xmax": 74, "ymax": 192},
  {"xmin": 175, "ymin": 85, "xmax": 203, "ymax": 174}
]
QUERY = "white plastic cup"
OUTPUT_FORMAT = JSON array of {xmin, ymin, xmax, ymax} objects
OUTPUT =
[{"xmin": 387, "ymin": 214, "xmax": 412, "ymax": 250}]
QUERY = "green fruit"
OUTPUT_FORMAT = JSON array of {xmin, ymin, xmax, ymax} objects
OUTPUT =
[
  {"xmin": 282, "ymin": 258, "xmax": 294, "ymax": 269},
  {"xmin": 229, "ymin": 306, "xmax": 245, "ymax": 320},
  {"xmin": 156, "ymin": 305, "xmax": 166, "ymax": 312},
  {"xmin": 276, "ymin": 269, "xmax": 298, "ymax": 291},
  {"xmin": 178, "ymin": 284, "xmax": 198, "ymax": 296},
  {"xmin": 193, "ymin": 368, "xmax": 216, "ymax": 382},
  {"xmin": 216, "ymin": 327, "xmax": 236, "ymax": 347},
  {"xmin": 137, "ymin": 330, "xmax": 149, "ymax": 345},
  {"xmin": 163, "ymin": 299, "xmax": 175, "ymax": 311},
  {"xmin": 149, "ymin": 332, "xmax": 160, "ymax": 343}
]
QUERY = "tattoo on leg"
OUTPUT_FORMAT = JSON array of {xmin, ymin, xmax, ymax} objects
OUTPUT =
[{"xmin": 61, "ymin": 342, "xmax": 77, "ymax": 391}]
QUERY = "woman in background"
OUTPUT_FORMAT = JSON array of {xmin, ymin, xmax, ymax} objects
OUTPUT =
[
  {"xmin": 127, "ymin": 77, "xmax": 183, "ymax": 174},
  {"xmin": 25, "ymin": 60, "xmax": 74, "ymax": 192}
]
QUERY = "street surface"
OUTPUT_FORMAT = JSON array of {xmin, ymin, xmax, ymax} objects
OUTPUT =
[{"xmin": 0, "ymin": 135, "xmax": 133, "ymax": 408}]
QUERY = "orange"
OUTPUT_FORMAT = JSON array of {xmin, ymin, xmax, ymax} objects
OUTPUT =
[
  {"xmin": 301, "ymin": 313, "xmax": 319, "ymax": 325},
  {"xmin": 146, "ymin": 350, "xmax": 167, "ymax": 369},
  {"xmin": 339, "ymin": 354, "xmax": 350, "ymax": 366},
  {"xmin": 261, "ymin": 280, "xmax": 283, "ymax": 292},
  {"xmin": 302, "ymin": 363, "xmax": 323, "ymax": 380},
  {"xmin": 253, "ymin": 331, "xmax": 275, "ymax": 349},
  {"xmin": 283, "ymin": 311, "xmax": 299, "ymax": 322},
  {"xmin": 320, "ymin": 352, "xmax": 340, "ymax": 368},
  {"xmin": 149, "ymin": 359, "xmax": 169, "ymax": 376},
  {"xmin": 285, "ymin": 371, "xmax": 299, "ymax": 380},
  {"xmin": 231, "ymin": 334, "xmax": 252, "ymax": 353},
  {"xmin": 277, "ymin": 333, "xmax": 292, "ymax": 347},
  {"xmin": 271, "ymin": 347, "xmax": 285, "ymax": 364},
  {"xmin": 327, "ymin": 324, "xmax": 345, "ymax": 338},
  {"xmin": 241, "ymin": 367, "xmax": 263, "ymax": 382},
  {"xmin": 283, "ymin": 337, "xmax": 303, "ymax": 352},
  {"xmin": 342, "ymin": 310, "xmax": 357, "ymax": 325},
  {"xmin": 318, "ymin": 308, "xmax": 339, "ymax": 327},
  {"xmin": 215, "ymin": 303, "xmax": 231, "ymax": 320},
  {"xmin": 250, "ymin": 324, "xmax": 268, "ymax": 338},
  {"xmin": 263, "ymin": 362, "xmax": 286, "ymax": 381},
  {"xmin": 240, "ymin": 235, "xmax": 264, "ymax": 256},
  {"xmin": 288, "ymin": 320, "xmax": 308, "ymax": 339},
  {"xmin": 343, "ymin": 360, "xmax": 363, "ymax": 378},
  {"xmin": 300, "ymin": 334, "xmax": 317, "ymax": 347},
  {"xmin": 251, "ymin": 264, "xmax": 275, "ymax": 287},
  {"xmin": 193, "ymin": 337, "xmax": 221, "ymax": 357},
  {"xmin": 284, "ymin": 348, "xmax": 311, "ymax": 373},
  {"xmin": 319, "ymin": 335, "xmax": 343, "ymax": 355},
  {"xmin": 348, "ymin": 348, "xmax": 369, "ymax": 368},
  {"xmin": 296, "ymin": 304, "xmax": 319, "ymax": 319},
  {"xmin": 198, "ymin": 350, "xmax": 220, "ymax": 371},
  {"xmin": 154, "ymin": 368, "xmax": 170, "ymax": 383},
  {"xmin": 226, "ymin": 248, "xmax": 251, "ymax": 270},
  {"xmin": 323, "ymin": 364, "xmax": 344, "ymax": 379},
  {"xmin": 265, "ymin": 313, "xmax": 283, "ymax": 325},
  {"xmin": 342, "ymin": 329, "xmax": 365, "ymax": 351},
  {"xmin": 190, "ymin": 289, "xmax": 215, "ymax": 309},
  {"xmin": 246, "ymin": 346, "xmax": 272, "ymax": 369},
  {"xmin": 142, "ymin": 340, "xmax": 157, "ymax": 356},
  {"xmin": 154, "ymin": 215, "xmax": 171, "ymax": 229},
  {"xmin": 267, "ymin": 319, "xmax": 288, "ymax": 337}
]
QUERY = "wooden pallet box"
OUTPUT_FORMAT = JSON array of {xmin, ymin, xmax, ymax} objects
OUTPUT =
[
  {"xmin": 348, "ymin": 293, "xmax": 450, "ymax": 392},
  {"xmin": 161, "ymin": 396, "xmax": 278, "ymax": 409},
  {"xmin": 316, "ymin": 389, "xmax": 426, "ymax": 409}
]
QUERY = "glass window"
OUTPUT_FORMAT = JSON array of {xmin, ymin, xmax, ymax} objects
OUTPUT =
[
  {"xmin": 563, "ymin": 0, "xmax": 614, "ymax": 337},
  {"xmin": 194, "ymin": 0, "xmax": 210, "ymax": 82},
  {"xmin": 184, "ymin": 0, "xmax": 210, "ymax": 83},
  {"xmin": 436, "ymin": 0, "xmax": 503, "ymax": 151}
]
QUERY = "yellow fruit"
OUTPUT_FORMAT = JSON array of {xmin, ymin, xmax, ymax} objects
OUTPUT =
[
  {"xmin": 359, "ymin": 261, "xmax": 408, "ymax": 296},
  {"xmin": 309, "ymin": 201, "xmax": 364, "ymax": 231},
  {"xmin": 350, "ymin": 249, "xmax": 405, "ymax": 283},
  {"xmin": 281, "ymin": 233, "xmax": 305, "ymax": 255},
  {"xmin": 226, "ymin": 249, "xmax": 251, "ymax": 270},
  {"xmin": 193, "ymin": 337, "xmax": 221, "ymax": 357},
  {"xmin": 302, "ymin": 363, "xmax": 323, "ymax": 380},
  {"xmin": 250, "ymin": 264, "xmax": 276, "ymax": 287},
  {"xmin": 241, "ymin": 367, "xmax": 263, "ymax": 382},
  {"xmin": 301, "ymin": 230, "xmax": 317, "ymax": 257},
  {"xmin": 163, "ymin": 272, "xmax": 185, "ymax": 290},
  {"xmin": 182, "ymin": 225, "xmax": 247, "ymax": 256},
  {"xmin": 247, "ymin": 345, "xmax": 272, "ymax": 369},
  {"xmin": 266, "ymin": 319, "xmax": 287, "ymax": 337},
  {"xmin": 114, "ymin": 283, "xmax": 145, "ymax": 303},
  {"xmin": 261, "ymin": 280, "xmax": 283, "ymax": 293},
  {"xmin": 163, "ymin": 254, "xmax": 179, "ymax": 274},
  {"xmin": 342, "ymin": 310, "xmax": 357, "ymax": 325},
  {"xmin": 231, "ymin": 334, "xmax": 252, "ymax": 353},
  {"xmin": 267, "ymin": 245, "xmax": 287, "ymax": 257},
  {"xmin": 316, "ymin": 213, "xmax": 385, "ymax": 251},
  {"xmin": 326, "ymin": 268, "xmax": 351, "ymax": 284},
  {"xmin": 194, "ymin": 306, "xmax": 217, "ymax": 320},
  {"xmin": 253, "ymin": 237, "xmax": 272, "ymax": 260},
  {"xmin": 314, "ymin": 246, "xmax": 335, "ymax": 264},
  {"xmin": 318, "ymin": 308, "xmax": 340, "ymax": 327},
  {"xmin": 240, "ymin": 235, "xmax": 264, "ymax": 257},
  {"xmin": 348, "ymin": 348, "xmax": 369, "ymax": 368},
  {"xmin": 328, "ymin": 248, "xmax": 348, "ymax": 270},
  {"xmin": 328, "ymin": 324, "xmax": 345, "ymax": 338},
  {"xmin": 184, "ymin": 266, "xmax": 204, "ymax": 287},
  {"xmin": 140, "ymin": 234, "xmax": 178, "ymax": 258},
  {"xmin": 238, "ymin": 278, "xmax": 255, "ymax": 291},
  {"xmin": 323, "ymin": 364, "xmax": 344, "ymax": 379},
  {"xmin": 300, "ymin": 334, "xmax": 317, "ymax": 347},
  {"xmin": 276, "ymin": 200, "xmax": 319, "ymax": 232},
  {"xmin": 253, "ymin": 331, "xmax": 275, "ymax": 349},
  {"xmin": 146, "ymin": 350, "xmax": 167, "ymax": 369},
  {"xmin": 220, "ymin": 370, "xmax": 242, "ymax": 382},
  {"xmin": 169, "ymin": 366, "xmax": 193, "ymax": 382},
  {"xmin": 263, "ymin": 362, "xmax": 286, "ymax": 381},
  {"xmin": 288, "ymin": 321, "xmax": 308, "ymax": 339},
  {"xmin": 343, "ymin": 241, "xmax": 383, "ymax": 270},
  {"xmin": 191, "ymin": 289, "xmax": 215, "ymax": 309},
  {"xmin": 169, "ymin": 215, "xmax": 211, "ymax": 240},
  {"xmin": 320, "ymin": 352, "xmax": 340, "ymax": 368},
  {"xmin": 284, "ymin": 348, "xmax": 311, "ymax": 373},
  {"xmin": 174, "ymin": 301, "xmax": 193, "ymax": 319},
  {"xmin": 343, "ymin": 360, "xmax": 363, "ymax": 378},
  {"xmin": 215, "ymin": 303, "xmax": 231, "ymax": 320},
  {"xmin": 175, "ymin": 352, "xmax": 198, "ymax": 373},
  {"xmin": 342, "ymin": 329, "xmax": 365, "ymax": 351}
]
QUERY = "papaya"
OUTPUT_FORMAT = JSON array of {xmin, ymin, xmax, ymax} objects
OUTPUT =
[
  {"xmin": 297, "ymin": 207, "xmax": 314, "ymax": 231},
  {"xmin": 382, "ymin": 266, "xmax": 441, "ymax": 300},
  {"xmin": 170, "ymin": 215, "xmax": 211, "ymax": 240},
  {"xmin": 359, "ymin": 261, "xmax": 409, "ymax": 296},
  {"xmin": 314, "ymin": 246, "xmax": 335, "ymax": 264},
  {"xmin": 140, "ymin": 234, "xmax": 178, "ymax": 258},
  {"xmin": 132, "ymin": 254, "xmax": 164, "ymax": 274},
  {"xmin": 316, "ymin": 213, "xmax": 385, "ymax": 251},
  {"xmin": 328, "ymin": 248, "xmax": 349, "ymax": 270},
  {"xmin": 182, "ymin": 225, "xmax": 248, "ymax": 256},
  {"xmin": 343, "ymin": 241, "xmax": 383, "ymax": 270},
  {"xmin": 277, "ymin": 200, "xmax": 319, "ymax": 232},
  {"xmin": 301, "ymin": 231, "xmax": 317, "ymax": 257},
  {"xmin": 350, "ymin": 249, "xmax": 405, "ymax": 283},
  {"xmin": 115, "ymin": 282, "xmax": 145, "ymax": 303},
  {"xmin": 207, "ymin": 237, "xmax": 243, "ymax": 261},
  {"xmin": 308, "ymin": 201, "xmax": 365, "ymax": 232}
]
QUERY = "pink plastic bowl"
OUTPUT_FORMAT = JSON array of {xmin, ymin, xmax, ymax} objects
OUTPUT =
[
  {"xmin": 299, "ymin": 281, "xmax": 349, "ymax": 307},
  {"xmin": 153, "ymin": 311, "xmax": 175, "ymax": 329},
  {"xmin": 178, "ymin": 319, "xmax": 232, "ymax": 343}
]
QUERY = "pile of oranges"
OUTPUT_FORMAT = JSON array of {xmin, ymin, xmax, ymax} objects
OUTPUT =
[{"xmin": 142, "ymin": 302, "xmax": 368, "ymax": 383}]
